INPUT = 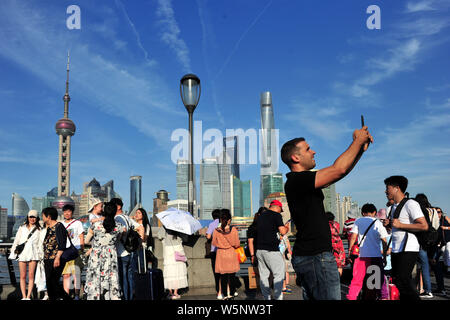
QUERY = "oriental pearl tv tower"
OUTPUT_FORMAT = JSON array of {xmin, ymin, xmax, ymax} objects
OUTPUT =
[{"xmin": 52, "ymin": 52, "xmax": 76, "ymax": 214}]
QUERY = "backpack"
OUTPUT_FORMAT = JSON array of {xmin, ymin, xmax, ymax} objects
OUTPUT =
[
  {"xmin": 389, "ymin": 197, "xmax": 439, "ymax": 251},
  {"xmin": 118, "ymin": 215, "xmax": 141, "ymax": 253},
  {"xmin": 415, "ymin": 207, "xmax": 439, "ymax": 250}
]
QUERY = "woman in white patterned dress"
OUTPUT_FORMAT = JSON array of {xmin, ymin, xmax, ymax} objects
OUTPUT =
[{"xmin": 84, "ymin": 202, "xmax": 124, "ymax": 300}]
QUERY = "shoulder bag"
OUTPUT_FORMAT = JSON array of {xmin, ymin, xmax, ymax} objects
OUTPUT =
[
  {"xmin": 14, "ymin": 226, "xmax": 38, "ymax": 256},
  {"xmin": 350, "ymin": 219, "xmax": 377, "ymax": 256},
  {"xmin": 60, "ymin": 223, "xmax": 79, "ymax": 261}
]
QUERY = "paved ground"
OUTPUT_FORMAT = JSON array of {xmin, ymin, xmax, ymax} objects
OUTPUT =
[{"xmin": 180, "ymin": 267, "xmax": 450, "ymax": 301}]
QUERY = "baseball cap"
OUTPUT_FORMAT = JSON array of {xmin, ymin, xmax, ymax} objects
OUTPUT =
[{"xmin": 269, "ymin": 199, "xmax": 284, "ymax": 212}]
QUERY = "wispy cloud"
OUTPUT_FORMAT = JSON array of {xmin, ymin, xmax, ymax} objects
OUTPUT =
[
  {"xmin": 0, "ymin": 0, "xmax": 184, "ymax": 150},
  {"xmin": 405, "ymin": 1, "xmax": 437, "ymax": 13},
  {"xmin": 214, "ymin": 0, "xmax": 273, "ymax": 81},
  {"xmin": 284, "ymin": 98, "xmax": 352, "ymax": 144},
  {"xmin": 197, "ymin": 0, "xmax": 225, "ymax": 127},
  {"xmin": 115, "ymin": 0, "xmax": 156, "ymax": 66},
  {"xmin": 155, "ymin": 0, "xmax": 191, "ymax": 73}
]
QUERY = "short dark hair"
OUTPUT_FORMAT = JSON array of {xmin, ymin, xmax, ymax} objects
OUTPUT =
[
  {"xmin": 110, "ymin": 198, "xmax": 123, "ymax": 209},
  {"xmin": 281, "ymin": 137, "xmax": 305, "ymax": 168},
  {"xmin": 361, "ymin": 203, "xmax": 377, "ymax": 214},
  {"xmin": 62, "ymin": 204, "xmax": 75, "ymax": 213},
  {"xmin": 325, "ymin": 211, "xmax": 335, "ymax": 221},
  {"xmin": 211, "ymin": 209, "xmax": 221, "ymax": 220},
  {"xmin": 384, "ymin": 175, "xmax": 408, "ymax": 193},
  {"xmin": 42, "ymin": 207, "xmax": 58, "ymax": 220}
]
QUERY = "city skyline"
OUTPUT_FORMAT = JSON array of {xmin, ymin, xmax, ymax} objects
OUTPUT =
[{"xmin": 0, "ymin": 1, "xmax": 449, "ymax": 216}]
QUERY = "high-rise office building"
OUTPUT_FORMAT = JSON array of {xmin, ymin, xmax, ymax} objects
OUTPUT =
[
  {"xmin": 260, "ymin": 173, "xmax": 284, "ymax": 206},
  {"xmin": 176, "ymin": 159, "xmax": 197, "ymax": 203},
  {"xmin": 219, "ymin": 136, "xmax": 240, "ymax": 212},
  {"xmin": 0, "ymin": 207, "xmax": 7, "ymax": 239},
  {"xmin": 200, "ymin": 158, "xmax": 222, "ymax": 220},
  {"xmin": 53, "ymin": 53, "xmax": 76, "ymax": 214},
  {"xmin": 230, "ymin": 177, "xmax": 252, "ymax": 217},
  {"xmin": 259, "ymin": 92, "xmax": 282, "ymax": 206},
  {"xmin": 11, "ymin": 192, "xmax": 30, "ymax": 236},
  {"xmin": 12, "ymin": 193, "xmax": 29, "ymax": 219},
  {"xmin": 130, "ymin": 175, "xmax": 142, "ymax": 213}
]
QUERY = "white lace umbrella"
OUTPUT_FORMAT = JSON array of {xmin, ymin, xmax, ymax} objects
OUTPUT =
[{"xmin": 156, "ymin": 207, "xmax": 202, "ymax": 235}]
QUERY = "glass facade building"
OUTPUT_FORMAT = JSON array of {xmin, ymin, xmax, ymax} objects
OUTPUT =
[
  {"xmin": 176, "ymin": 159, "xmax": 196, "ymax": 203},
  {"xmin": 130, "ymin": 175, "xmax": 142, "ymax": 213},
  {"xmin": 231, "ymin": 177, "xmax": 252, "ymax": 218},
  {"xmin": 259, "ymin": 92, "xmax": 282, "ymax": 206},
  {"xmin": 260, "ymin": 173, "xmax": 284, "ymax": 207},
  {"xmin": 200, "ymin": 158, "xmax": 222, "ymax": 220}
]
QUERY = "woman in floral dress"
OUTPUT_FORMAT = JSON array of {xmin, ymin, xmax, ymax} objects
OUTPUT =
[
  {"xmin": 84, "ymin": 202, "xmax": 124, "ymax": 300},
  {"xmin": 326, "ymin": 212, "xmax": 346, "ymax": 276}
]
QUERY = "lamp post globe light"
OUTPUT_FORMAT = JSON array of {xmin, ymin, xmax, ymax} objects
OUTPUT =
[{"xmin": 180, "ymin": 74, "xmax": 201, "ymax": 216}]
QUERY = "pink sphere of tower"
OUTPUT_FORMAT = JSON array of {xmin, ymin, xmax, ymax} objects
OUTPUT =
[{"xmin": 55, "ymin": 118, "xmax": 76, "ymax": 137}]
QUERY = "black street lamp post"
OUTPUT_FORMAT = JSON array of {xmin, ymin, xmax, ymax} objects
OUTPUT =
[{"xmin": 180, "ymin": 74, "xmax": 201, "ymax": 216}]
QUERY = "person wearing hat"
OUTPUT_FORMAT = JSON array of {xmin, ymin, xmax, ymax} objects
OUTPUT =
[
  {"xmin": 85, "ymin": 198, "xmax": 104, "ymax": 247},
  {"xmin": 88, "ymin": 198, "xmax": 104, "ymax": 224},
  {"xmin": 254, "ymin": 200, "xmax": 290, "ymax": 300},
  {"xmin": 9, "ymin": 210, "xmax": 41, "ymax": 300}
]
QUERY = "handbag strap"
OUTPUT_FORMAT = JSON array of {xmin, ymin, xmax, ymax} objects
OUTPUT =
[
  {"xmin": 357, "ymin": 219, "xmax": 377, "ymax": 247},
  {"xmin": 386, "ymin": 197, "xmax": 410, "ymax": 252},
  {"xmin": 58, "ymin": 222, "xmax": 74, "ymax": 249},
  {"xmin": 65, "ymin": 219, "xmax": 78, "ymax": 230}
]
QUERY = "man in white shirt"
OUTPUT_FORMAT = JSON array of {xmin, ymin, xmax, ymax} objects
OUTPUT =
[
  {"xmin": 61, "ymin": 204, "xmax": 84, "ymax": 300},
  {"xmin": 383, "ymin": 176, "xmax": 428, "ymax": 301},
  {"xmin": 347, "ymin": 203, "xmax": 389, "ymax": 300}
]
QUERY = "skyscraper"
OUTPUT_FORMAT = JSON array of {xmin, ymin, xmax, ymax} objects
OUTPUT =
[
  {"xmin": 230, "ymin": 177, "xmax": 252, "ymax": 217},
  {"xmin": 200, "ymin": 158, "xmax": 222, "ymax": 220},
  {"xmin": 130, "ymin": 175, "xmax": 142, "ymax": 213},
  {"xmin": 259, "ymin": 92, "xmax": 282, "ymax": 206},
  {"xmin": 11, "ymin": 193, "xmax": 30, "ymax": 236},
  {"xmin": 53, "ymin": 52, "xmax": 76, "ymax": 213},
  {"xmin": 12, "ymin": 192, "xmax": 29, "ymax": 218},
  {"xmin": 219, "ymin": 136, "xmax": 240, "ymax": 211},
  {"xmin": 176, "ymin": 159, "xmax": 197, "ymax": 202}
]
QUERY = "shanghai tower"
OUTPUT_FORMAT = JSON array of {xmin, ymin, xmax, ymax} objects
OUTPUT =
[
  {"xmin": 259, "ymin": 92, "xmax": 283, "ymax": 206},
  {"xmin": 52, "ymin": 53, "xmax": 76, "ymax": 213}
]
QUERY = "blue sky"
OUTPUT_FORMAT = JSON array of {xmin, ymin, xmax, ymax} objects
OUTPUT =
[{"xmin": 0, "ymin": 0, "xmax": 449, "ymax": 216}]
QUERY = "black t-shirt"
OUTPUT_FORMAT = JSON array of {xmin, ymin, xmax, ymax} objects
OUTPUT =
[
  {"xmin": 254, "ymin": 209, "xmax": 284, "ymax": 251},
  {"xmin": 284, "ymin": 170, "xmax": 332, "ymax": 256}
]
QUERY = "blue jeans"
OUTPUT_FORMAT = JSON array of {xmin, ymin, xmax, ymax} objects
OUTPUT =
[
  {"xmin": 118, "ymin": 254, "xmax": 134, "ymax": 300},
  {"xmin": 291, "ymin": 251, "xmax": 341, "ymax": 300},
  {"xmin": 417, "ymin": 249, "xmax": 431, "ymax": 293}
]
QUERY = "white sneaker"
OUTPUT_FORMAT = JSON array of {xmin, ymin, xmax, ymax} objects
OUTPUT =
[
  {"xmin": 41, "ymin": 295, "xmax": 49, "ymax": 300},
  {"xmin": 217, "ymin": 294, "xmax": 224, "ymax": 300},
  {"xmin": 21, "ymin": 298, "xmax": 30, "ymax": 300},
  {"xmin": 419, "ymin": 292, "xmax": 434, "ymax": 299}
]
